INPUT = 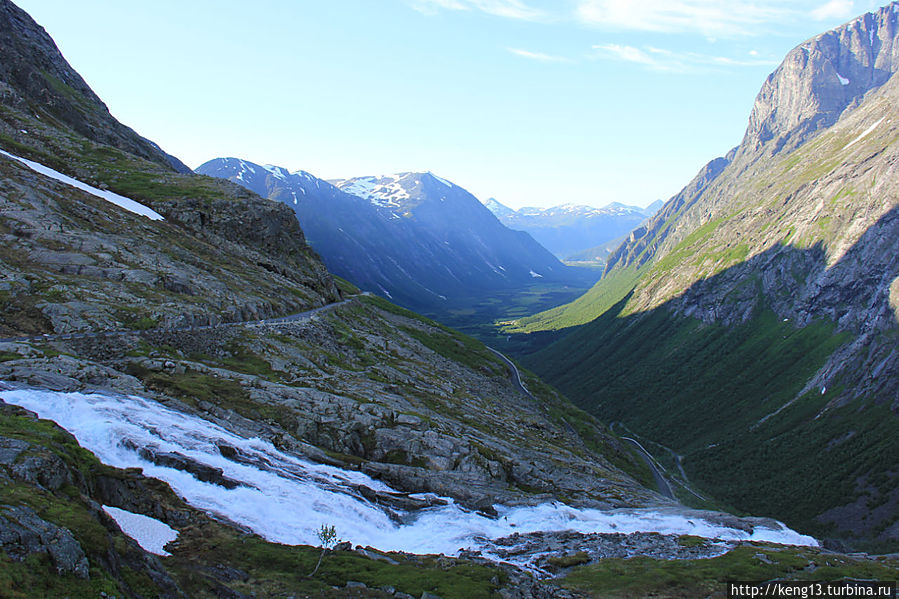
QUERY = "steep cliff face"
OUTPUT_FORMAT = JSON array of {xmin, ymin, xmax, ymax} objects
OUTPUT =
[
  {"xmin": 524, "ymin": 4, "xmax": 899, "ymax": 550},
  {"xmin": 744, "ymin": 4, "xmax": 899, "ymax": 154},
  {"xmin": 0, "ymin": 0, "xmax": 188, "ymax": 172}
]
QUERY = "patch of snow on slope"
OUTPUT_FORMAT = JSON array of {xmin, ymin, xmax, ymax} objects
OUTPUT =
[
  {"xmin": 263, "ymin": 164, "xmax": 288, "ymax": 181},
  {"xmin": 0, "ymin": 150, "xmax": 164, "ymax": 220},
  {"xmin": 845, "ymin": 117, "xmax": 885, "ymax": 149},
  {"xmin": 339, "ymin": 175, "xmax": 411, "ymax": 208},
  {"xmin": 530, "ymin": 270, "xmax": 543, "ymax": 278},
  {"xmin": 429, "ymin": 172, "xmax": 454, "ymax": 188},
  {"xmin": 339, "ymin": 176, "xmax": 378, "ymax": 200},
  {"xmin": 836, "ymin": 72, "xmax": 850, "ymax": 85},
  {"xmin": 103, "ymin": 506, "xmax": 178, "ymax": 556}
]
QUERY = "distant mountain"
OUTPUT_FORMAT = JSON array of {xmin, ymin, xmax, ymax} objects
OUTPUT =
[
  {"xmin": 519, "ymin": 3, "xmax": 899, "ymax": 551},
  {"xmin": 197, "ymin": 160, "xmax": 594, "ymax": 310},
  {"xmin": 484, "ymin": 198, "xmax": 662, "ymax": 259}
]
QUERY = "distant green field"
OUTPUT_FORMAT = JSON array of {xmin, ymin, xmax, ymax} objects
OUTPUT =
[{"xmin": 417, "ymin": 280, "xmax": 598, "ymax": 348}]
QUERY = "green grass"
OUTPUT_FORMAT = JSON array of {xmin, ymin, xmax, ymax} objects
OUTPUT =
[
  {"xmin": 547, "ymin": 551, "xmax": 591, "ymax": 569},
  {"xmin": 0, "ymin": 553, "xmax": 124, "ymax": 599},
  {"xmin": 124, "ymin": 362, "xmax": 299, "ymax": 431},
  {"xmin": 507, "ymin": 266, "xmax": 641, "ymax": 333},
  {"xmin": 168, "ymin": 525, "xmax": 506, "ymax": 599},
  {"xmin": 557, "ymin": 545, "xmax": 899, "ymax": 599},
  {"xmin": 525, "ymin": 296, "xmax": 899, "ymax": 544}
]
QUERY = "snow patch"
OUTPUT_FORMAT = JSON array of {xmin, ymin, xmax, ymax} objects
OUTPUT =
[
  {"xmin": 263, "ymin": 164, "xmax": 288, "ymax": 181},
  {"xmin": 836, "ymin": 72, "xmax": 850, "ymax": 86},
  {"xmin": 429, "ymin": 172, "xmax": 454, "ymax": 188},
  {"xmin": 338, "ymin": 175, "xmax": 412, "ymax": 208},
  {"xmin": 103, "ymin": 506, "xmax": 178, "ymax": 556},
  {"xmin": 529, "ymin": 270, "xmax": 543, "ymax": 278},
  {"xmin": 0, "ymin": 149, "xmax": 164, "ymax": 220},
  {"xmin": 845, "ymin": 117, "xmax": 885, "ymax": 149}
]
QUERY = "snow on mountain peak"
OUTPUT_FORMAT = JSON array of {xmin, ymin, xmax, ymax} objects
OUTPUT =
[
  {"xmin": 263, "ymin": 164, "xmax": 289, "ymax": 181},
  {"xmin": 428, "ymin": 172, "xmax": 454, "ymax": 188},
  {"xmin": 337, "ymin": 174, "xmax": 412, "ymax": 208}
]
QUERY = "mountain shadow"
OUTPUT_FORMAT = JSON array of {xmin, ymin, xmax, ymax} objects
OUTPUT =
[{"xmin": 525, "ymin": 206, "xmax": 899, "ymax": 551}]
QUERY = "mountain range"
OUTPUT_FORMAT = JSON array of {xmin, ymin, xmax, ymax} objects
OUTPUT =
[
  {"xmin": 484, "ymin": 198, "xmax": 663, "ymax": 261},
  {"xmin": 0, "ymin": 0, "xmax": 897, "ymax": 596},
  {"xmin": 517, "ymin": 2, "xmax": 899, "ymax": 552},
  {"xmin": 197, "ymin": 159, "xmax": 597, "ymax": 313}
]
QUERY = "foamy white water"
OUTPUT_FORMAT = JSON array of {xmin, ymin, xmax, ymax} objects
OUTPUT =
[{"xmin": 0, "ymin": 386, "xmax": 818, "ymax": 556}]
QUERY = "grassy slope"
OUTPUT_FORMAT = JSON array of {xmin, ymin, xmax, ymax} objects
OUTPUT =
[
  {"xmin": 514, "ymin": 68, "xmax": 899, "ymax": 550},
  {"xmin": 557, "ymin": 544, "xmax": 899, "ymax": 599},
  {"xmin": 526, "ymin": 293, "xmax": 899, "ymax": 547}
]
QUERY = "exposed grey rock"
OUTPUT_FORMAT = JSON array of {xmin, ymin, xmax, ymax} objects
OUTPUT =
[
  {"xmin": 745, "ymin": 4, "xmax": 899, "ymax": 154},
  {"xmin": 125, "ymin": 441, "xmax": 244, "ymax": 490},
  {"xmin": 0, "ymin": 504, "xmax": 89, "ymax": 578},
  {"xmin": 0, "ymin": 437, "xmax": 29, "ymax": 465},
  {"xmin": 10, "ymin": 450, "xmax": 70, "ymax": 491}
]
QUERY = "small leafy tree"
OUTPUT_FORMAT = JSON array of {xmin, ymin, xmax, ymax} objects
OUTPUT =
[{"xmin": 308, "ymin": 524, "xmax": 339, "ymax": 577}]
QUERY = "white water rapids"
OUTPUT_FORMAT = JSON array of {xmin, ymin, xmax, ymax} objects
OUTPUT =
[{"xmin": 0, "ymin": 386, "xmax": 818, "ymax": 557}]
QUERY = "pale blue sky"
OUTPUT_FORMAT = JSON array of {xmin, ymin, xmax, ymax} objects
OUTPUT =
[{"xmin": 14, "ymin": 0, "xmax": 884, "ymax": 208}]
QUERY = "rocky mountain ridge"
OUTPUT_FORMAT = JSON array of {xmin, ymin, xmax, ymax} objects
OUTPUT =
[
  {"xmin": 521, "ymin": 3, "xmax": 899, "ymax": 551},
  {"xmin": 0, "ymin": 0, "xmax": 188, "ymax": 173}
]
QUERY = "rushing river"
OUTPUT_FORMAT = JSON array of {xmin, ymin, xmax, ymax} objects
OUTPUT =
[{"xmin": 0, "ymin": 385, "xmax": 817, "ymax": 557}]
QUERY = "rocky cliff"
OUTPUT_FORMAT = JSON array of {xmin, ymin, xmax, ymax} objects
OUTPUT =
[{"xmin": 523, "ymin": 3, "xmax": 899, "ymax": 551}]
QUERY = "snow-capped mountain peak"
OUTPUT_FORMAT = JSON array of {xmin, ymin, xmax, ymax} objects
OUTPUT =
[
  {"xmin": 334, "ymin": 174, "xmax": 412, "ymax": 208},
  {"xmin": 332, "ymin": 172, "xmax": 457, "ymax": 209}
]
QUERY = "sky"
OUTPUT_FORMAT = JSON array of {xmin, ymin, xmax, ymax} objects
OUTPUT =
[{"xmin": 13, "ymin": 0, "xmax": 885, "ymax": 209}]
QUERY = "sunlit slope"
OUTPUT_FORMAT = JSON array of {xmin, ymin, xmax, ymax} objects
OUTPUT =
[{"xmin": 523, "ymin": 7, "xmax": 899, "ymax": 551}]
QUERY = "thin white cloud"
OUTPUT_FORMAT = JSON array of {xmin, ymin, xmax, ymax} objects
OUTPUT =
[
  {"xmin": 409, "ymin": 0, "xmax": 547, "ymax": 20},
  {"xmin": 576, "ymin": 0, "xmax": 794, "ymax": 37},
  {"xmin": 592, "ymin": 43, "xmax": 778, "ymax": 72},
  {"xmin": 507, "ymin": 47, "xmax": 573, "ymax": 62},
  {"xmin": 810, "ymin": 0, "xmax": 855, "ymax": 20}
]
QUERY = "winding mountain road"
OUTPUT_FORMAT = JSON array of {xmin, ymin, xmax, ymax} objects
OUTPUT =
[
  {"xmin": 0, "ymin": 297, "xmax": 356, "ymax": 345},
  {"xmin": 487, "ymin": 347, "xmax": 532, "ymax": 398},
  {"xmin": 487, "ymin": 346, "xmax": 580, "ymax": 437},
  {"xmin": 621, "ymin": 436, "xmax": 676, "ymax": 500}
]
